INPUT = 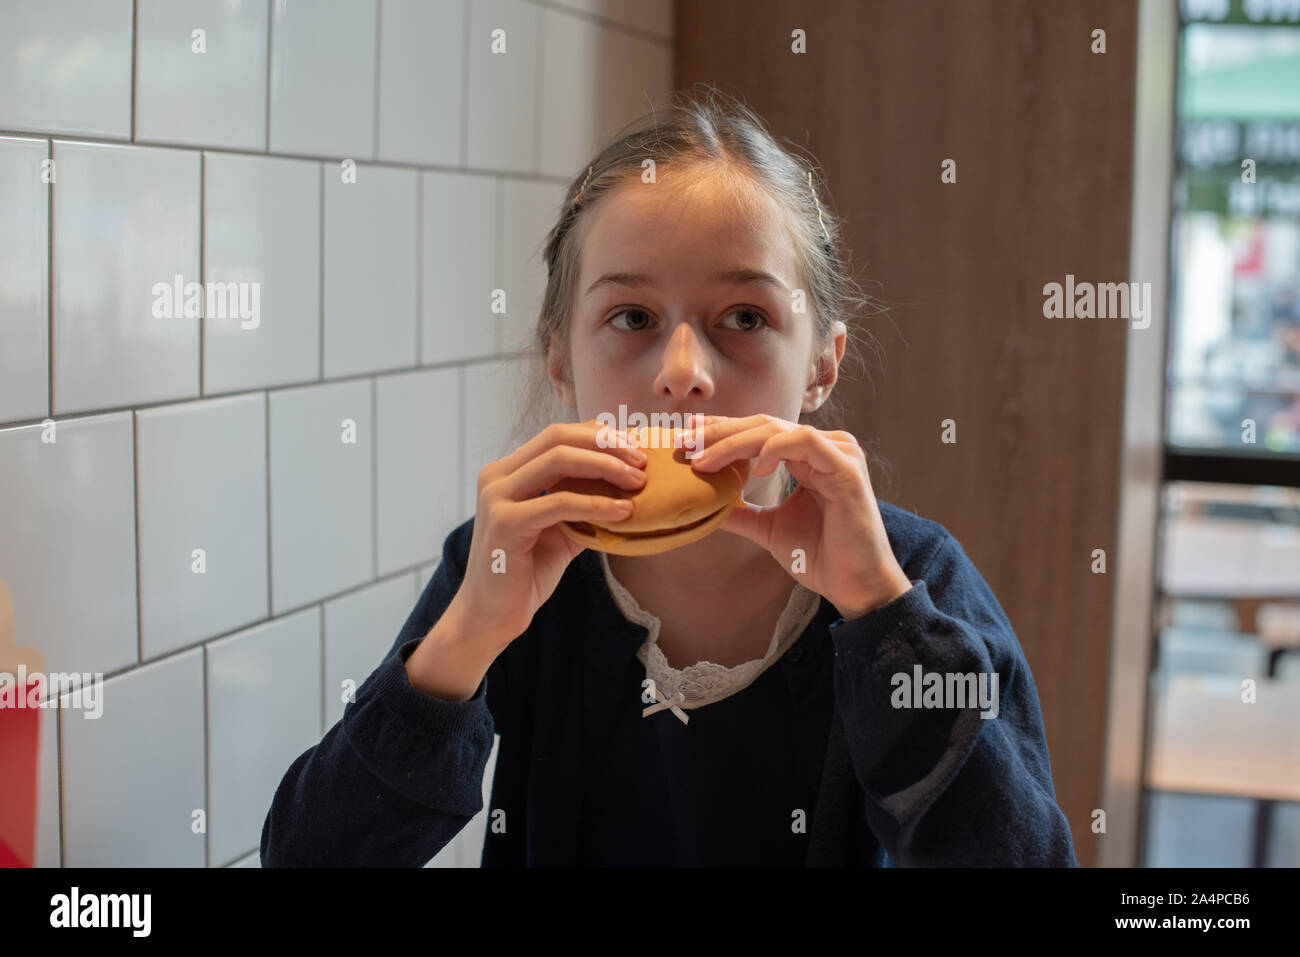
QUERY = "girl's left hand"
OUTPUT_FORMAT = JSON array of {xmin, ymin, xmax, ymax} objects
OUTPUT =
[{"xmin": 686, "ymin": 413, "xmax": 914, "ymax": 621}]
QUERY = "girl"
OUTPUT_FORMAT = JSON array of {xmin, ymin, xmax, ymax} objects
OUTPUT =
[{"xmin": 262, "ymin": 85, "xmax": 1078, "ymax": 868}]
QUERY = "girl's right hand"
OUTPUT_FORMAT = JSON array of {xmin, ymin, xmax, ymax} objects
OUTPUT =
[{"xmin": 454, "ymin": 421, "xmax": 648, "ymax": 653}]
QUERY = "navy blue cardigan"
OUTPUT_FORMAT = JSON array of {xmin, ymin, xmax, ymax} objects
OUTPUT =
[{"xmin": 261, "ymin": 500, "xmax": 1079, "ymax": 867}]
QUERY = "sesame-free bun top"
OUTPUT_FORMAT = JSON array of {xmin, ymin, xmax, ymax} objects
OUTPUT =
[{"xmin": 547, "ymin": 423, "xmax": 750, "ymax": 554}]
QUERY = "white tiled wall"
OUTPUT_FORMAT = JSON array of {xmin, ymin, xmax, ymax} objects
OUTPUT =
[
  {"xmin": 136, "ymin": 393, "xmax": 269, "ymax": 659},
  {"xmin": 321, "ymin": 165, "xmax": 419, "ymax": 378},
  {"xmin": 206, "ymin": 606, "xmax": 322, "ymax": 867},
  {"xmin": 0, "ymin": 0, "xmax": 671, "ymax": 868},
  {"xmin": 52, "ymin": 141, "xmax": 202, "ymax": 414},
  {"xmin": 0, "ymin": 137, "xmax": 49, "ymax": 421},
  {"xmin": 202, "ymin": 152, "xmax": 321, "ymax": 393}
]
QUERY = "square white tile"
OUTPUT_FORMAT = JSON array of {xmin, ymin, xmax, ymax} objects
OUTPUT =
[
  {"xmin": 0, "ymin": 0, "xmax": 133, "ymax": 138},
  {"xmin": 52, "ymin": 141, "xmax": 200, "ymax": 415},
  {"xmin": 207, "ymin": 606, "xmax": 321, "ymax": 867},
  {"xmin": 538, "ymin": 7, "xmax": 606, "ymax": 179},
  {"xmin": 135, "ymin": 0, "xmax": 269, "ymax": 150},
  {"xmin": 322, "ymin": 164, "xmax": 418, "ymax": 378},
  {"xmin": 61, "ymin": 649, "xmax": 206, "ymax": 867},
  {"xmin": 466, "ymin": 0, "xmax": 540, "ymax": 173},
  {"xmin": 136, "ymin": 394, "xmax": 268, "ymax": 660},
  {"xmin": 323, "ymin": 572, "xmax": 417, "ymax": 728},
  {"xmin": 0, "ymin": 136, "xmax": 49, "ymax": 424},
  {"xmin": 268, "ymin": 380, "xmax": 374, "ymax": 613},
  {"xmin": 376, "ymin": 368, "xmax": 460, "ymax": 575},
  {"xmin": 269, "ymin": 0, "xmax": 378, "ymax": 158},
  {"xmin": 421, "ymin": 171, "xmax": 499, "ymax": 364},
  {"xmin": 377, "ymin": 0, "xmax": 464, "ymax": 165},
  {"xmin": 499, "ymin": 178, "xmax": 565, "ymax": 354},
  {"xmin": 0, "ymin": 413, "xmax": 137, "ymax": 677},
  {"xmin": 203, "ymin": 152, "xmax": 321, "ymax": 394},
  {"xmin": 462, "ymin": 358, "xmax": 530, "ymax": 517}
]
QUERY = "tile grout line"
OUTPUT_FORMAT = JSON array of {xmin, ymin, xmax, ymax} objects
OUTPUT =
[
  {"xmin": 460, "ymin": 0, "xmax": 470, "ymax": 169},
  {"xmin": 265, "ymin": 390, "xmax": 273, "ymax": 619},
  {"xmin": 495, "ymin": 177, "xmax": 503, "ymax": 355},
  {"xmin": 130, "ymin": 0, "xmax": 138, "ymax": 140},
  {"xmin": 465, "ymin": 366, "xmax": 470, "ymax": 527},
  {"xmin": 372, "ymin": 0, "xmax": 382, "ymax": 161},
  {"xmin": 56, "ymin": 709, "xmax": 64, "ymax": 867},
  {"xmin": 318, "ymin": 601, "xmax": 326, "ymax": 754},
  {"xmin": 371, "ymin": 376, "xmax": 378, "ymax": 581},
  {"xmin": 0, "ymin": 127, "xmax": 569, "ymax": 182},
  {"xmin": 0, "ymin": 352, "xmax": 527, "ymax": 433},
  {"xmin": 46, "ymin": 138, "xmax": 53, "ymax": 417},
  {"xmin": 132, "ymin": 413, "xmax": 143, "ymax": 665},
  {"xmin": 202, "ymin": 649, "xmax": 210, "ymax": 868},
  {"xmin": 86, "ymin": 563, "xmax": 431, "ymax": 687},
  {"xmin": 318, "ymin": 162, "xmax": 325, "ymax": 380},
  {"xmin": 199, "ymin": 152, "xmax": 205, "ymax": 395},
  {"xmin": 533, "ymin": 0, "xmax": 543, "ymax": 177},
  {"xmin": 415, "ymin": 172, "xmax": 423, "ymax": 364},
  {"xmin": 264, "ymin": 0, "xmax": 273, "ymax": 151}
]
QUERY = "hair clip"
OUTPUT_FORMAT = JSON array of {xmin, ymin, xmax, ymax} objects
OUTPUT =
[
  {"xmin": 808, "ymin": 170, "xmax": 830, "ymax": 249},
  {"xmin": 575, "ymin": 164, "xmax": 594, "ymax": 206}
]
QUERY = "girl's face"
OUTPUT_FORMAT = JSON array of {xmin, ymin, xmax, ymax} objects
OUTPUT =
[{"xmin": 550, "ymin": 173, "xmax": 843, "ymax": 431}]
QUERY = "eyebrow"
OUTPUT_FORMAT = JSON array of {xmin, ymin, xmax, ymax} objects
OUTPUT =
[{"xmin": 584, "ymin": 268, "xmax": 789, "ymax": 297}]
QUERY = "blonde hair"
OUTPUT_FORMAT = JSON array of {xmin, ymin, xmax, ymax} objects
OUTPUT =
[{"xmin": 509, "ymin": 83, "xmax": 894, "ymax": 496}]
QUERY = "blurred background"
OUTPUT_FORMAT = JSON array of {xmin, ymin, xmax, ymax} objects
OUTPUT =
[{"xmin": 0, "ymin": 0, "xmax": 1296, "ymax": 869}]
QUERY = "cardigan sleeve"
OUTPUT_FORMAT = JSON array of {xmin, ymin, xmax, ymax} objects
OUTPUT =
[
  {"xmin": 828, "ymin": 532, "xmax": 1079, "ymax": 867},
  {"xmin": 260, "ymin": 518, "xmax": 502, "ymax": 867}
]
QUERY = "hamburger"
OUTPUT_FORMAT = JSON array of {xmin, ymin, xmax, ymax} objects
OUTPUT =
[{"xmin": 549, "ymin": 423, "xmax": 750, "ymax": 555}]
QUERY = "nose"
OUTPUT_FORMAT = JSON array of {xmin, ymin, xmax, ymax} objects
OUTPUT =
[{"xmin": 652, "ymin": 322, "xmax": 714, "ymax": 402}]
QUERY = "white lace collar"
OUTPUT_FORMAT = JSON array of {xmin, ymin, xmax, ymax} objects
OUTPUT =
[{"xmin": 598, "ymin": 551, "xmax": 822, "ymax": 722}]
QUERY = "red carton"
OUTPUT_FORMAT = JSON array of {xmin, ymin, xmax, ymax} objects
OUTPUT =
[{"xmin": 0, "ymin": 676, "xmax": 40, "ymax": 867}]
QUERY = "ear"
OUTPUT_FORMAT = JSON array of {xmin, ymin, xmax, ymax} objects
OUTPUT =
[
  {"xmin": 546, "ymin": 336, "xmax": 577, "ymax": 410},
  {"xmin": 801, "ymin": 320, "xmax": 846, "ymax": 414}
]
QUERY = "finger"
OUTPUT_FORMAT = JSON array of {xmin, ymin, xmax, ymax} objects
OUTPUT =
[
  {"xmin": 690, "ymin": 422, "xmax": 788, "ymax": 472},
  {"xmin": 495, "ymin": 443, "xmax": 647, "ymax": 501},
  {"xmin": 689, "ymin": 413, "xmax": 786, "ymax": 450},
  {"xmin": 719, "ymin": 495, "xmax": 776, "ymax": 551},
  {"xmin": 494, "ymin": 421, "xmax": 645, "ymax": 480},
  {"xmin": 751, "ymin": 428, "xmax": 847, "ymax": 478},
  {"xmin": 507, "ymin": 490, "xmax": 637, "ymax": 535},
  {"xmin": 785, "ymin": 459, "xmax": 817, "ymax": 486},
  {"xmin": 684, "ymin": 413, "xmax": 769, "ymax": 459}
]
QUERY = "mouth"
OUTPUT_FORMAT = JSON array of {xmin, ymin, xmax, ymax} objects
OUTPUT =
[{"xmin": 568, "ymin": 503, "xmax": 728, "ymax": 540}]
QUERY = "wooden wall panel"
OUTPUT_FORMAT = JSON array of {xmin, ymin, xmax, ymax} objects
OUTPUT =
[{"xmin": 675, "ymin": 0, "xmax": 1140, "ymax": 868}]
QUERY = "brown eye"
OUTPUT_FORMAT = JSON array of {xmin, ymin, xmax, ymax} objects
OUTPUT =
[
  {"xmin": 722, "ymin": 309, "xmax": 768, "ymax": 331},
  {"xmin": 610, "ymin": 309, "xmax": 653, "ymax": 331}
]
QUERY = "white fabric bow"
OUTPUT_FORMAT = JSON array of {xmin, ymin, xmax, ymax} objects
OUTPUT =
[{"xmin": 642, "ymin": 686, "xmax": 689, "ymax": 724}]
